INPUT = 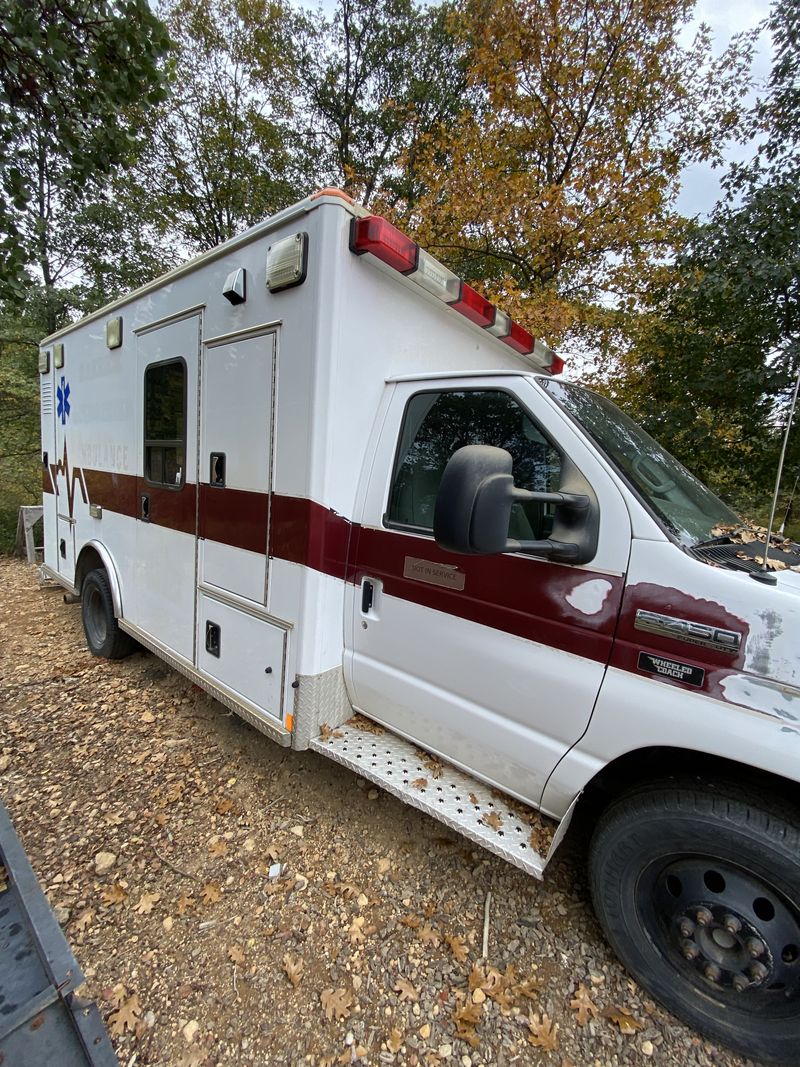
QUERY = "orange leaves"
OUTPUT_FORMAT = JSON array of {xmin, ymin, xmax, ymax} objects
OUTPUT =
[
  {"xmin": 200, "ymin": 882, "xmax": 221, "ymax": 905},
  {"xmin": 107, "ymin": 985, "xmax": 141, "ymax": 1037},
  {"xmin": 101, "ymin": 882, "xmax": 128, "ymax": 907},
  {"xmin": 527, "ymin": 1010, "xmax": 558, "ymax": 1050},
  {"xmin": 570, "ymin": 983, "xmax": 598, "ymax": 1026},
  {"xmin": 283, "ymin": 953, "xmax": 303, "ymax": 987}
]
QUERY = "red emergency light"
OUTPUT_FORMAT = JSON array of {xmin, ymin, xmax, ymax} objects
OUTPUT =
[{"xmin": 349, "ymin": 214, "xmax": 564, "ymax": 375}]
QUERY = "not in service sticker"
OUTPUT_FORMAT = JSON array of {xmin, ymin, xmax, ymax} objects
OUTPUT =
[{"xmin": 637, "ymin": 651, "xmax": 705, "ymax": 687}]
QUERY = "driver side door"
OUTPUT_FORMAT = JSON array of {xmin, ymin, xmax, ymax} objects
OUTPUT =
[{"xmin": 345, "ymin": 376, "xmax": 631, "ymax": 808}]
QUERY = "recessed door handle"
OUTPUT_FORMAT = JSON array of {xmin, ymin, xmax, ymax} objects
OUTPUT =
[
  {"xmin": 361, "ymin": 578, "xmax": 374, "ymax": 614},
  {"xmin": 140, "ymin": 493, "xmax": 150, "ymax": 521}
]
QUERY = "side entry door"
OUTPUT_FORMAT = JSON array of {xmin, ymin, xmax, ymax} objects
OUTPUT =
[
  {"xmin": 345, "ymin": 376, "xmax": 631, "ymax": 807},
  {"xmin": 134, "ymin": 314, "xmax": 200, "ymax": 662}
]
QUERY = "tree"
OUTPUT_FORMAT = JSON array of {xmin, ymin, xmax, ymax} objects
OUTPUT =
[
  {"xmin": 0, "ymin": 0, "xmax": 171, "ymax": 305},
  {"xmin": 390, "ymin": 0, "xmax": 755, "ymax": 343},
  {"xmin": 615, "ymin": 0, "xmax": 799, "ymax": 521},
  {"xmin": 125, "ymin": 0, "xmax": 305, "ymax": 253},
  {"xmin": 295, "ymin": 0, "xmax": 471, "ymax": 207}
]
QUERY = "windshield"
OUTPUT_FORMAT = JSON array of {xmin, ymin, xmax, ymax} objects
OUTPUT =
[{"xmin": 540, "ymin": 378, "xmax": 741, "ymax": 547}]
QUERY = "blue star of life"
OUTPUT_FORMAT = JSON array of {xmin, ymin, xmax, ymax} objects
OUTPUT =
[{"xmin": 56, "ymin": 376, "xmax": 71, "ymax": 425}]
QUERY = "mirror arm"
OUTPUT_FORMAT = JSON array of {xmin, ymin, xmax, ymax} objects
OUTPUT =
[
  {"xmin": 511, "ymin": 487, "xmax": 590, "ymax": 511},
  {"xmin": 506, "ymin": 536, "xmax": 581, "ymax": 561}
]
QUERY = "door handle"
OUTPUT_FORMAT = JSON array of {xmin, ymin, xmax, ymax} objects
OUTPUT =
[
  {"xmin": 140, "ymin": 493, "xmax": 150, "ymax": 522},
  {"xmin": 361, "ymin": 578, "xmax": 375, "ymax": 614}
]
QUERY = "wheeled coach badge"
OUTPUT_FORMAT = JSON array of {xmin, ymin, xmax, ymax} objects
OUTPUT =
[
  {"xmin": 403, "ymin": 557, "xmax": 465, "ymax": 591},
  {"xmin": 637, "ymin": 651, "xmax": 705, "ymax": 687}
]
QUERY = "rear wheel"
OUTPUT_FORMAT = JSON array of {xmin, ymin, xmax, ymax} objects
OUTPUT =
[
  {"xmin": 81, "ymin": 569, "xmax": 136, "ymax": 659},
  {"xmin": 589, "ymin": 780, "xmax": 800, "ymax": 1066}
]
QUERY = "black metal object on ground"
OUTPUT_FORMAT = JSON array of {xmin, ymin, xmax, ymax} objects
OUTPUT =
[{"xmin": 0, "ymin": 800, "xmax": 117, "ymax": 1066}]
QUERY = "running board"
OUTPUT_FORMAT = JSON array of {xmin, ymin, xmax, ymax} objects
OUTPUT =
[{"xmin": 310, "ymin": 720, "xmax": 559, "ymax": 879}]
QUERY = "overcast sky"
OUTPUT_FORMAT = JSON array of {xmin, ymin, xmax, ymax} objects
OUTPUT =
[{"xmin": 677, "ymin": 0, "xmax": 774, "ymax": 217}]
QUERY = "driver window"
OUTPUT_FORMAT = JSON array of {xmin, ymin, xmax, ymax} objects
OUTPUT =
[{"xmin": 387, "ymin": 389, "xmax": 562, "ymax": 540}]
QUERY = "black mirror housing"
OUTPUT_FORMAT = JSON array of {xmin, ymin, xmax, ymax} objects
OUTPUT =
[{"xmin": 433, "ymin": 445, "xmax": 600, "ymax": 564}]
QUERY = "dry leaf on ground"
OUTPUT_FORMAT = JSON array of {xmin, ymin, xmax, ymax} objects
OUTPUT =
[
  {"xmin": 570, "ymin": 983, "xmax": 598, "ymax": 1025},
  {"xmin": 453, "ymin": 1002, "xmax": 482, "ymax": 1048},
  {"xmin": 134, "ymin": 891, "xmax": 161, "ymax": 914},
  {"xmin": 444, "ymin": 933, "xmax": 468, "ymax": 962},
  {"xmin": 321, "ymin": 987, "xmax": 353, "ymax": 1021},
  {"xmin": 481, "ymin": 811, "xmax": 503, "ymax": 831},
  {"xmin": 418, "ymin": 921, "xmax": 440, "ymax": 946},
  {"xmin": 208, "ymin": 839, "xmax": 228, "ymax": 858},
  {"xmin": 394, "ymin": 977, "xmax": 419, "ymax": 1002},
  {"xmin": 228, "ymin": 944, "xmax": 246, "ymax": 964},
  {"xmin": 201, "ymin": 882, "xmax": 221, "ymax": 905},
  {"xmin": 283, "ymin": 953, "xmax": 303, "ymax": 987},
  {"xmin": 387, "ymin": 1029, "xmax": 403, "ymax": 1053},
  {"xmin": 603, "ymin": 1006, "xmax": 644, "ymax": 1034},
  {"xmin": 101, "ymin": 883, "xmax": 128, "ymax": 907},
  {"xmin": 411, "ymin": 777, "xmax": 428, "ymax": 790},
  {"xmin": 527, "ymin": 1011, "xmax": 558, "ymax": 1050},
  {"xmin": 108, "ymin": 993, "xmax": 141, "ymax": 1036}
]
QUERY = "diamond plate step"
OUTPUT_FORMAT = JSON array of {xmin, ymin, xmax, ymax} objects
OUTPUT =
[{"xmin": 310, "ymin": 720, "xmax": 557, "ymax": 878}]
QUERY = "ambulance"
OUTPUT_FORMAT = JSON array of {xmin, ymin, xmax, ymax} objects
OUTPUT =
[{"xmin": 38, "ymin": 189, "xmax": 800, "ymax": 1064}]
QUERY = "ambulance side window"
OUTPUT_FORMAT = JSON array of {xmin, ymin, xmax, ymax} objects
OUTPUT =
[
  {"xmin": 387, "ymin": 389, "xmax": 561, "ymax": 540},
  {"xmin": 144, "ymin": 359, "xmax": 186, "ymax": 488}
]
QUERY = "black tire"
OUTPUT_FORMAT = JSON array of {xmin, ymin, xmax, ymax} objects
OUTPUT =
[
  {"xmin": 81, "ymin": 568, "xmax": 136, "ymax": 659},
  {"xmin": 589, "ymin": 780, "xmax": 800, "ymax": 1066}
]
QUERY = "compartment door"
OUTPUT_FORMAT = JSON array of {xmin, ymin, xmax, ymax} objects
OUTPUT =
[{"xmin": 199, "ymin": 332, "xmax": 276, "ymax": 604}]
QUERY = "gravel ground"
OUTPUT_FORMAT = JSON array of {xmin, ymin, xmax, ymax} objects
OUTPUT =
[{"xmin": 0, "ymin": 558, "xmax": 758, "ymax": 1067}]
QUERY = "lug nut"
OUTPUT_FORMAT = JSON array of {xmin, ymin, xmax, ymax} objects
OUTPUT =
[
  {"xmin": 749, "ymin": 961, "xmax": 769, "ymax": 983},
  {"xmin": 696, "ymin": 907, "xmax": 713, "ymax": 927},
  {"xmin": 745, "ymin": 937, "xmax": 766, "ymax": 958},
  {"xmin": 681, "ymin": 939, "xmax": 700, "ymax": 961},
  {"xmin": 704, "ymin": 962, "xmax": 722, "ymax": 983},
  {"xmin": 723, "ymin": 914, "xmax": 742, "ymax": 935},
  {"xmin": 732, "ymin": 974, "xmax": 751, "ymax": 993},
  {"xmin": 679, "ymin": 917, "xmax": 696, "ymax": 938}
]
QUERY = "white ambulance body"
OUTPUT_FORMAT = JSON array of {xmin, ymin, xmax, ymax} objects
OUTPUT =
[{"xmin": 38, "ymin": 190, "xmax": 800, "ymax": 1064}]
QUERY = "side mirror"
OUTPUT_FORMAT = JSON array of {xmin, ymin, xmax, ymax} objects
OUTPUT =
[{"xmin": 433, "ymin": 445, "xmax": 599, "ymax": 564}]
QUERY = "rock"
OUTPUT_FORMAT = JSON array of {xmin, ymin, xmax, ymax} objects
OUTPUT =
[
  {"xmin": 642, "ymin": 1040, "xmax": 654, "ymax": 1056},
  {"xmin": 472, "ymin": 988, "xmax": 486, "ymax": 1004},
  {"xmin": 367, "ymin": 789, "xmax": 379, "ymax": 800},
  {"xmin": 182, "ymin": 1020, "xmax": 199, "ymax": 1044},
  {"xmin": 0, "ymin": 754, "xmax": 11, "ymax": 772},
  {"xmin": 437, "ymin": 1044, "xmax": 452, "ymax": 1059},
  {"xmin": 163, "ymin": 916, "xmax": 174, "ymax": 932},
  {"xmin": 54, "ymin": 904, "xmax": 70, "ymax": 926},
  {"xmin": 419, "ymin": 1023, "xmax": 431, "ymax": 1040},
  {"xmin": 94, "ymin": 851, "xmax": 116, "ymax": 874},
  {"xmin": 289, "ymin": 825, "xmax": 304, "ymax": 838}
]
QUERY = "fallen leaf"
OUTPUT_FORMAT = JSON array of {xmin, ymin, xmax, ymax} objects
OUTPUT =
[
  {"xmin": 215, "ymin": 797, "xmax": 234, "ymax": 815},
  {"xmin": 394, "ymin": 977, "xmax": 419, "ymax": 1002},
  {"xmin": 418, "ymin": 921, "xmax": 440, "ymax": 946},
  {"xmin": 321, "ymin": 987, "xmax": 353, "ymax": 1021},
  {"xmin": 527, "ymin": 1011, "xmax": 558, "ymax": 1050},
  {"xmin": 453, "ymin": 1002, "xmax": 482, "ymax": 1048},
  {"xmin": 108, "ymin": 993, "xmax": 141, "ymax": 1036},
  {"xmin": 513, "ymin": 976, "xmax": 543, "ymax": 1001},
  {"xmin": 481, "ymin": 811, "xmax": 503, "ymax": 831},
  {"xmin": 176, "ymin": 893, "xmax": 194, "ymax": 915},
  {"xmin": 319, "ymin": 723, "xmax": 343, "ymax": 741},
  {"xmin": 208, "ymin": 838, "xmax": 229, "ymax": 858},
  {"xmin": 133, "ymin": 891, "xmax": 161, "ymax": 915},
  {"xmin": 445, "ymin": 934, "xmax": 468, "ymax": 962},
  {"xmin": 101, "ymin": 883, "xmax": 128, "ymax": 907},
  {"xmin": 350, "ymin": 916, "xmax": 366, "ymax": 944},
  {"xmin": 74, "ymin": 908, "xmax": 95, "ymax": 932},
  {"xmin": 283, "ymin": 953, "xmax": 303, "ymax": 987},
  {"xmin": 387, "ymin": 1029, "xmax": 404, "ymax": 1053},
  {"xmin": 201, "ymin": 882, "xmax": 221, "ymax": 905},
  {"xmin": 602, "ymin": 1006, "xmax": 644, "ymax": 1034},
  {"xmin": 411, "ymin": 777, "xmax": 428, "ymax": 790},
  {"xmin": 570, "ymin": 984, "xmax": 598, "ymax": 1026},
  {"xmin": 401, "ymin": 914, "xmax": 421, "ymax": 930},
  {"xmin": 468, "ymin": 793, "xmax": 479, "ymax": 805},
  {"xmin": 228, "ymin": 944, "xmax": 246, "ymax": 964}
]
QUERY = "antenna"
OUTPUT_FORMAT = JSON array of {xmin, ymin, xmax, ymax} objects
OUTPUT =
[{"xmin": 752, "ymin": 368, "xmax": 800, "ymax": 585}]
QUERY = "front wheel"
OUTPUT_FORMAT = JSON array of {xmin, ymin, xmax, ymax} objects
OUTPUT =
[
  {"xmin": 81, "ymin": 568, "xmax": 136, "ymax": 659},
  {"xmin": 589, "ymin": 780, "xmax": 800, "ymax": 1065}
]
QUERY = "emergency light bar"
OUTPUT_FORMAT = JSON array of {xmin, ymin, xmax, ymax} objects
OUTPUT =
[{"xmin": 349, "ymin": 215, "xmax": 563, "ymax": 375}]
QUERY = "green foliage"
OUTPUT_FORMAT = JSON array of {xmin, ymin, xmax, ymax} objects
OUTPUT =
[
  {"xmin": 0, "ymin": 0, "xmax": 171, "ymax": 301},
  {"xmin": 296, "ymin": 0, "xmax": 470, "ymax": 206},
  {"xmin": 612, "ymin": 0, "xmax": 799, "ymax": 527},
  {"xmin": 0, "ymin": 303, "xmax": 44, "ymax": 552}
]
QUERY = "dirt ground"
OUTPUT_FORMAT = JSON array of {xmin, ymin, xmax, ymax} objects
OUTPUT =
[{"xmin": 0, "ymin": 558, "xmax": 756, "ymax": 1067}]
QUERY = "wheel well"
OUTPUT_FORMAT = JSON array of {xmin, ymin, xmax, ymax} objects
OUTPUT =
[
  {"xmin": 74, "ymin": 546, "xmax": 104, "ymax": 594},
  {"xmin": 574, "ymin": 746, "xmax": 800, "ymax": 834}
]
